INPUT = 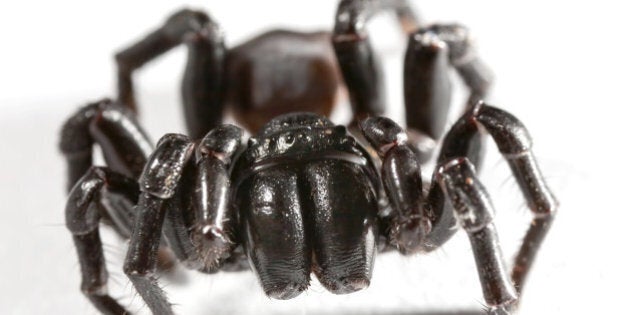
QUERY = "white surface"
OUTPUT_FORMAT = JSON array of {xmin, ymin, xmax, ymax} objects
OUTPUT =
[{"xmin": 0, "ymin": 1, "xmax": 628, "ymax": 314}]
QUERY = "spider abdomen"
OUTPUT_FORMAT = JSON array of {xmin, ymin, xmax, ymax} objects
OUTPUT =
[{"xmin": 226, "ymin": 31, "xmax": 343, "ymax": 132}]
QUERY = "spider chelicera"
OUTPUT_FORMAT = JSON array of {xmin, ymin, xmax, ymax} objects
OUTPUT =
[{"xmin": 60, "ymin": 1, "xmax": 557, "ymax": 314}]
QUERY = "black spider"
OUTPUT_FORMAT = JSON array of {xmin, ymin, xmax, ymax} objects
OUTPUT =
[{"xmin": 59, "ymin": 1, "xmax": 557, "ymax": 314}]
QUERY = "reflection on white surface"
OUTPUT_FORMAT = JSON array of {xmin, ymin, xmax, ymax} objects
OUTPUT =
[{"xmin": 1, "ymin": 0, "xmax": 628, "ymax": 314}]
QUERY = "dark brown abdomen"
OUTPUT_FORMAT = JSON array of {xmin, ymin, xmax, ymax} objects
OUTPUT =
[{"xmin": 225, "ymin": 30, "xmax": 342, "ymax": 132}]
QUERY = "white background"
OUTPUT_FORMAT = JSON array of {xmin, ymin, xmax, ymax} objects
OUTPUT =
[{"xmin": 0, "ymin": 0, "xmax": 627, "ymax": 314}]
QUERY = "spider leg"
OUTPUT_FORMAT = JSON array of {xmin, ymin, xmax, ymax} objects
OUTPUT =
[
  {"xmin": 59, "ymin": 99, "xmax": 152, "ymax": 191},
  {"xmin": 404, "ymin": 24, "xmax": 493, "ymax": 162},
  {"xmin": 361, "ymin": 103, "xmax": 556, "ymax": 311},
  {"xmin": 62, "ymin": 102, "xmax": 246, "ymax": 312},
  {"xmin": 361, "ymin": 116, "xmax": 462, "ymax": 253},
  {"xmin": 60, "ymin": 98, "xmax": 162, "ymax": 242},
  {"xmin": 438, "ymin": 102, "xmax": 557, "ymax": 307},
  {"xmin": 161, "ymin": 125, "xmax": 244, "ymax": 273},
  {"xmin": 437, "ymin": 158, "xmax": 518, "ymax": 312},
  {"xmin": 122, "ymin": 134, "xmax": 195, "ymax": 315},
  {"xmin": 61, "ymin": 101, "xmax": 188, "ymax": 313},
  {"xmin": 360, "ymin": 117, "xmax": 432, "ymax": 254},
  {"xmin": 65, "ymin": 167, "xmax": 141, "ymax": 315},
  {"xmin": 115, "ymin": 9, "xmax": 226, "ymax": 139},
  {"xmin": 332, "ymin": 0, "xmax": 420, "ymax": 121},
  {"xmin": 464, "ymin": 103, "xmax": 557, "ymax": 293},
  {"xmin": 422, "ymin": 24, "xmax": 494, "ymax": 107},
  {"xmin": 403, "ymin": 28, "xmax": 451, "ymax": 156}
]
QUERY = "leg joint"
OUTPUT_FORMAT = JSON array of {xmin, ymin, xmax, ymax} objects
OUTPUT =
[
  {"xmin": 123, "ymin": 261, "xmax": 154, "ymax": 278},
  {"xmin": 65, "ymin": 167, "xmax": 108, "ymax": 235}
]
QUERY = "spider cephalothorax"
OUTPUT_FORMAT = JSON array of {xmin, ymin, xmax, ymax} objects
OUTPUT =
[{"xmin": 60, "ymin": 1, "xmax": 557, "ymax": 314}]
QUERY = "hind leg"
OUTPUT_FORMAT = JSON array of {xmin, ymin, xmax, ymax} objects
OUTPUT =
[
  {"xmin": 404, "ymin": 24, "xmax": 493, "ymax": 163},
  {"xmin": 333, "ymin": 0, "xmax": 420, "ymax": 121},
  {"xmin": 115, "ymin": 9, "xmax": 226, "ymax": 139}
]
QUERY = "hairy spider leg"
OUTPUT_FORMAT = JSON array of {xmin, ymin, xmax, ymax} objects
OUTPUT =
[
  {"xmin": 122, "ymin": 128, "xmax": 246, "ymax": 314},
  {"xmin": 121, "ymin": 134, "xmax": 195, "ymax": 315},
  {"xmin": 65, "ymin": 167, "xmax": 140, "ymax": 315},
  {"xmin": 361, "ymin": 102, "xmax": 556, "ymax": 312},
  {"xmin": 61, "ymin": 101, "xmax": 246, "ymax": 314},
  {"xmin": 449, "ymin": 103, "xmax": 558, "ymax": 293},
  {"xmin": 61, "ymin": 100, "xmax": 154, "ymax": 314},
  {"xmin": 60, "ymin": 99, "xmax": 160, "ymax": 241},
  {"xmin": 437, "ymin": 158, "xmax": 518, "ymax": 311},
  {"xmin": 161, "ymin": 125, "xmax": 245, "ymax": 273},
  {"xmin": 438, "ymin": 102, "xmax": 557, "ymax": 310}
]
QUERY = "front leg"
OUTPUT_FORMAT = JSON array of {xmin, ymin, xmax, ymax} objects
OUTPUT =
[
  {"xmin": 437, "ymin": 102, "xmax": 557, "ymax": 312},
  {"xmin": 360, "ymin": 116, "xmax": 432, "ymax": 254},
  {"xmin": 123, "ymin": 134, "xmax": 194, "ymax": 315},
  {"xmin": 161, "ymin": 125, "xmax": 244, "ymax": 272},
  {"xmin": 437, "ymin": 158, "xmax": 518, "ymax": 313},
  {"xmin": 441, "ymin": 102, "xmax": 558, "ymax": 294}
]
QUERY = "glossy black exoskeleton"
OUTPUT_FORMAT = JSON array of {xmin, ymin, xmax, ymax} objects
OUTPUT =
[{"xmin": 59, "ymin": 1, "xmax": 557, "ymax": 314}]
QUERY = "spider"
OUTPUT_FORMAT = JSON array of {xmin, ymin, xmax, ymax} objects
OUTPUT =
[{"xmin": 60, "ymin": 1, "xmax": 557, "ymax": 314}]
